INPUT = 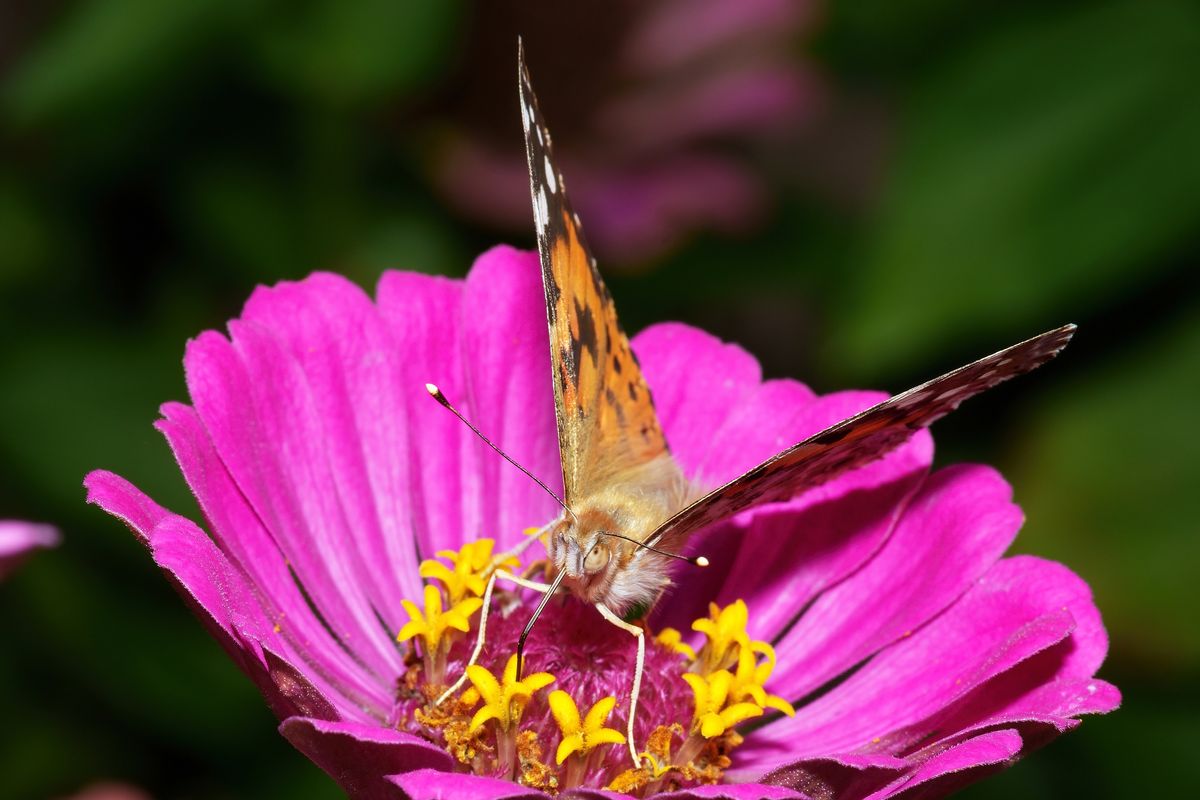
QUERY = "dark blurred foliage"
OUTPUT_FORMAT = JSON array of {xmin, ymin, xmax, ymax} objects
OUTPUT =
[{"xmin": 1, "ymin": 0, "xmax": 1196, "ymax": 797}]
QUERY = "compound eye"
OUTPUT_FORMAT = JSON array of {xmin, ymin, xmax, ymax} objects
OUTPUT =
[{"xmin": 584, "ymin": 542, "xmax": 610, "ymax": 572}]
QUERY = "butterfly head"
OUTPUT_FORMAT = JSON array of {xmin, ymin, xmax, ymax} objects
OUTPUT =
[
  {"xmin": 546, "ymin": 500, "xmax": 707, "ymax": 614},
  {"xmin": 548, "ymin": 507, "xmax": 627, "ymax": 606}
]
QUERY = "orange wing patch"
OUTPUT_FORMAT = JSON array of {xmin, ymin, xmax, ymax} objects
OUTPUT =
[{"xmin": 519, "ymin": 44, "xmax": 669, "ymax": 504}]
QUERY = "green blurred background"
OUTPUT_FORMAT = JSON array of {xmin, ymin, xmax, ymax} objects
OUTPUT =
[{"xmin": 1, "ymin": 0, "xmax": 1196, "ymax": 797}]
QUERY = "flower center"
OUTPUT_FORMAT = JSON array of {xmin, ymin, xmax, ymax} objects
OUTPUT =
[{"xmin": 392, "ymin": 536, "xmax": 793, "ymax": 796}]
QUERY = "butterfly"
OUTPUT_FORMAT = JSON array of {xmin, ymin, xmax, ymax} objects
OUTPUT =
[
  {"xmin": 432, "ymin": 45, "xmax": 1074, "ymax": 764},
  {"xmin": 514, "ymin": 43, "xmax": 1074, "ymax": 626}
]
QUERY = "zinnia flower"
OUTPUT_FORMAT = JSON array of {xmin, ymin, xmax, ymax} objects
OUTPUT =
[
  {"xmin": 431, "ymin": 0, "xmax": 819, "ymax": 264},
  {"xmin": 85, "ymin": 246, "xmax": 1118, "ymax": 799},
  {"xmin": 0, "ymin": 520, "xmax": 59, "ymax": 580}
]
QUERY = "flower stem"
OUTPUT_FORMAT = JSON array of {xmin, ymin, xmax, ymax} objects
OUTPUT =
[
  {"xmin": 561, "ymin": 753, "xmax": 587, "ymax": 790},
  {"xmin": 496, "ymin": 727, "xmax": 517, "ymax": 781},
  {"xmin": 424, "ymin": 638, "xmax": 450, "ymax": 687},
  {"xmin": 674, "ymin": 732, "xmax": 706, "ymax": 768}
]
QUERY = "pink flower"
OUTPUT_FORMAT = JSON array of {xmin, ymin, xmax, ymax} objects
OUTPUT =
[
  {"xmin": 85, "ymin": 247, "xmax": 1118, "ymax": 799},
  {"xmin": 433, "ymin": 1, "xmax": 820, "ymax": 265},
  {"xmin": 59, "ymin": 782, "xmax": 152, "ymax": 800},
  {"xmin": 0, "ymin": 520, "xmax": 59, "ymax": 580}
]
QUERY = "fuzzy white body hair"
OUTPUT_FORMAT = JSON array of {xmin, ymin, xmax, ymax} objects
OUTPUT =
[{"xmin": 547, "ymin": 454, "xmax": 697, "ymax": 615}]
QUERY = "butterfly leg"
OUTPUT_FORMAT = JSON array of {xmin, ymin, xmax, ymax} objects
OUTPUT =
[
  {"xmin": 495, "ymin": 518, "xmax": 558, "ymax": 565},
  {"xmin": 596, "ymin": 603, "xmax": 644, "ymax": 765},
  {"xmin": 434, "ymin": 569, "xmax": 499, "ymax": 705},
  {"xmin": 494, "ymin": 568, "xmax": 552, "ymax": 593},
  {"xmin": 434, "ymin": 569, "xmax": 554, "ymax": 705}
]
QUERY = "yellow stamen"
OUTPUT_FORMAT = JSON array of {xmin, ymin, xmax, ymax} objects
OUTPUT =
[
  {"xmin": 683, "ymin": 670, "xmax": 763, "ymax": 739},
  {"xmin": 419, "ymin": 538, "xmax": 517, "ymax": 602},
  {"xmin": 692, "ymin": 599, "xmax": 752, "ymax": 674},
  {"xmin": 396, "ymin": 584, "xmax": 482, "ymax": 653},
  {"xmin": 654, "ymin": 627, "xmax": 697, "ymax": 660},
  {"xmin": 730, "ymin": 641, "xmax": 795, "ymax": 716},
  {"xmin": 548, "ymin": 691, "xmax": 626, "ymax": 764},
  {"xmin": 464, "ymin": 654, "xmax": 555, "ymax": 733},
  {"xmin": 724, "ymin": 642, "xmax": 792, "ymax": 714}
]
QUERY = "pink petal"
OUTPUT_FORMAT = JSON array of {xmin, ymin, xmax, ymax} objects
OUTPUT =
[
  {"xmin": 379, "ymin": 246, "xmax": 563, "ymax": 555},
  {"xmin": 714, "ymin": 390, "xmax": 931, "ymax": 632},
  {"xmin": 459, "ymin": 246, "xmax": 564, "ymax": 546},
  {"xmin": 655, "ymin": 784, "xmax": 811, "ymax": 800},
  {"xmin": 654, "ymin": 390, "xmax": 932, "ymax": 638},
  {"xmin": 741, "ymin": 556, "xmax": 1103, "ymax": 775},
  {"xmin": 241, "ymin": 273, "xmax": 425, "ymax": 626},
  {"xmin": 389, "ymin": 768, "xmax": 549, "ymax": 800},
  {"xmin": 692, "ymin": 380, "xmax": 821, "ymax": 487},
  {"xmin": 753, "ymin": 731, "xmax": 1024, "ymax": 800},
  {"xmin": 767, "ymin": 464, "xmax": 1021, "ymax": 702},
  {"xmin": 156, "ymin": 402, "xmax": 385, "ymax": 710},
  {"xmin": 907, "ymin": 557, "xmax": 1118, "ymax": 749},
  {"xmin": 185, "ymin": 322, "xmax": 403, "ymax": 680},
  {"xmin": 0, "ymin": 520, "xmax": 58, "ymax": 579},
  {"xmin": 931, "ymin": 677, "xmax": 1120, "ymax": 757},
  {"xmin": 632, "ymin": 322, "xmax": 762, "ymax": 477},
  {"xmin": 84, "ymin": 471, "xmax": 365, "ymax": 719},
  {"xmin": 281, "ymin": 718, "xmax": 452, "ymax": 800},
  {"xmin": 754, "ymin": 752, "xmax": 908, "ymax": 800},
  {"xmin": 862, "ymin": 729, "xmax": 1023, "ymax": 800},
  {"xmin": 374, "ymin": 267, "xmax": 469, "ymax": 557}
]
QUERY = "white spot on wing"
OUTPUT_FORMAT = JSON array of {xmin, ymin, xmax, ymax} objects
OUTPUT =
[
  {"xmin": 938, "ymin": 385, "xmax": 974, "ymax": 402},
  {"xmin": 534, "ymin": 186, "xmax": 549, "ymax": 233},
  {"xmin": 544, "ymin": 156, "xmax": 556, "ymax": 192},
  {"xmin": 896, "ymin": 388, "xmax": 934, "ymax": 409}
]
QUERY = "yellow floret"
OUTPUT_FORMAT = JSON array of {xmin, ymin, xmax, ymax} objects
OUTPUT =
[
  {"xmin": 396, "ymin": 584, "xmax": 482, "ymax": 652},
  {"xmin": 692, "ymin": 599, "xmax": 752, "ymax": 674},
  {"xmin": 654, "ymin": 627, "xmax": 697, "ymax": 660},
  {"xmin": 729, "ymin": 640, "xmax": 795, "ymax": 716},
  {"xmin": 419, "ymin": 538, "xmax": 518, "ymax": 602},
  {"xmin": 683, "ymin": 669, "xmax": 763, "ymax": 739},
  {"xmin": 548, "ymin": 690, "xmax": 626, "ymax": 764},
  {"xmin": 464, "ymin": 654, "xmax": 555, "ymax": 733}
]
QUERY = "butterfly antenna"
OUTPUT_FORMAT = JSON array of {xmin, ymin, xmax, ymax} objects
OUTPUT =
[
  {"xmin": 516, "ymin": 567, "xmax": 566, "ymax": 680},
  {"xmin": 598, "ymin": 531, "xmax": 708, "ymax": 567},
  {"xmin": 425, "ymin": 384, "xmax": 578, "ymax": 524}
]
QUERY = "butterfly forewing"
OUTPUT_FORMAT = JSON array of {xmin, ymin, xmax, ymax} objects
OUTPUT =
[
  {"xmin": 518, "ymin": 45, "xmax": 670, "ymax": 505},
  {"xmin": 647, "ymin": 324, "xmax": 1076, "ymax": 550}
]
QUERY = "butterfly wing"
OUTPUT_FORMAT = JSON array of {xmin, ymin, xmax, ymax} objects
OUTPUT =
[
  {"xmin": 647, "ymin": 324, "xmax": 1076, "ymax": 549},
  {"xmin": 518, "ymin": 44, "xmax": 670, "ymax": 504}
]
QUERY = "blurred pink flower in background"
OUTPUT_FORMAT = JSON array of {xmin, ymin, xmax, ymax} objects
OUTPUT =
[
  {"xmin": 60, "ymin": 783, "xmax": 153, "ymax": 800},
  {"xmin": 432, "ymin": 0, "xmax": 821, "ymax": 265},
  {"xmin": 86, "ymin": 247, "xmax": 1117, "ymax": 798},
  {"xmin": 0, "ymin": 520, "xmax": 59, "ymax": 580}
]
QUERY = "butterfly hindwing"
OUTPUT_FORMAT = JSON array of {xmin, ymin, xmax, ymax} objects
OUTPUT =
[
  {"xmin": 518, "ymin": 45, "xmax": 669, "ymax": 505},
  {"xmin": 648, "ymin": 324, "xmax": 1076, "ymax": 549}
]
